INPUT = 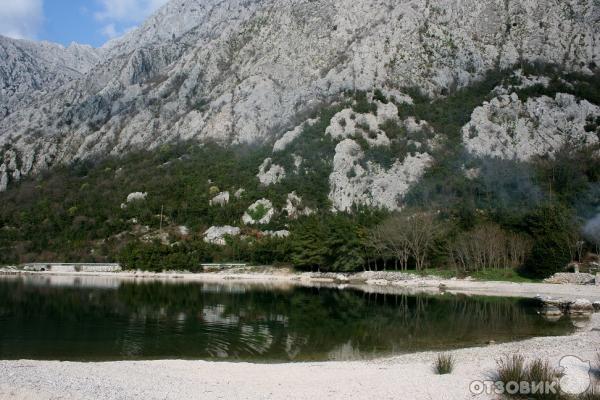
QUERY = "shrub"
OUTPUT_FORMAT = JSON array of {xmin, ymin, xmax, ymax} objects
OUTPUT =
[
  {"xmin": 433, "ymin": 353, "xmax": 455, "ymax": 375},
  {"xmin": 495, "ymin": 354, "xmax": 526, "ymax": 387},
  {"xmin": 352, "ymin": 91, "xmax": 377, "ymax": 114},
  {"xmin": 493, "ymin": 355, "xmax": 562, "ymax": 399},
  {"xmin": 373, "ymin": 88, "xmax": 388, "ymax": 104},
  {"xmin": 521, "ymin": 204, "xmax": 580, "ymax": 279},
  {"xmin": 247, "ymin": 203, "xmax": 269, "ymax": 222}
]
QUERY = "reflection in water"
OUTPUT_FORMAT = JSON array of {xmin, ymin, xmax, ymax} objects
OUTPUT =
[{"xmin": 0, "ymin": 275, "xmax": 575, "ymax": 362}]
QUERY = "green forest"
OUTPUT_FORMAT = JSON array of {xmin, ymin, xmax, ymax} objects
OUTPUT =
[{"xmin": 1, "ymin": 64, "xmax": 599, "ymax": 279}]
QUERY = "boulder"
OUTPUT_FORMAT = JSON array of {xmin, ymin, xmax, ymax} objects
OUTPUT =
[
  {"xmin": 541, "ymin": 305, "xmax": 564, "ymax": 317},
  {"xmin": 204, "ymin": 226, "xmax": 241, "ymax": 246},
  {"xmin": 126, "ymin": 192, "xmax": 148, "ymax": 203},
  {"xmin": 568, "ymin": 299, "xmax": 594, "ymax": 315},
  {"xmin": 210, "ymin": 191, "xmax": 230, "ymax": 206}
]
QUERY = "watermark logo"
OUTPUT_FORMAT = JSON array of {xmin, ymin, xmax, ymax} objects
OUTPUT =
[
  {"xmin": 469, "ymin": 355, "xmax": 592, "ymax": 396},
  {"xmin": 558, "ymin": 355, "xmax": 591, "ymax": 395}
]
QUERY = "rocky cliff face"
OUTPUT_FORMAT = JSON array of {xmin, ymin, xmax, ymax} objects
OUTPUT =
[
  {"xmin": 0, "ymin": 0, "xmax": 598, "ymax": 203},
  {"xmin": 0, "ymin": 36, "xmax": 100, "ymax": 117}
]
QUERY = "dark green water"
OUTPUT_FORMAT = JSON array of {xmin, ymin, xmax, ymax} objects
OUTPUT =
[{"xmin": 0, "ymin": 276, "xmax": 574, "ymax": 362}]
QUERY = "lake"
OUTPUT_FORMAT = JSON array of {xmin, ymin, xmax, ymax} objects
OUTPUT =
[{"xmin": 0, "ymin": 275, "xmax": 575, "ymax": 362}]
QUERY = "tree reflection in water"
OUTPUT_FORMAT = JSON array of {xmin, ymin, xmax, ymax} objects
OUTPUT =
[{"xmin": 0, "ymin": 277, "xmax": 574, "ymax": 361}]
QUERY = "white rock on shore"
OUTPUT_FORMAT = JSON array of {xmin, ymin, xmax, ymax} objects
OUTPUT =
[{"xmin": 544, "ymin": 272, "xmax": 597, "ymax": 285}]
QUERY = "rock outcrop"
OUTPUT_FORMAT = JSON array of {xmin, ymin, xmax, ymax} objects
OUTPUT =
[
  {"xmin": 284, "ymin": 192, "xmax": 314, "ymax": 219},
  {"xmin": 126, "ymin": 192, "xmax": 148, "ymax": 203},
  {"xmin": 242, "ymin": 199, "xmax": 275, "ymax": 225},
  {"xmin": 257, "ymin": 159, "xmax": 286, "ymax": 186},
  {"xmin": 329, "ymin": 139, "xmax": 433, "ymax": 211},
  {"xmin": 210, "ymin": 191, "xmax": 230, "ymax": 206},
  {"xmin": 537, "ymin": 296, "xmax": 597, "ymax": 317},
  {"xmin": 463, "ymin": 93, "xmax": 600, "ymax": 161},
  {"xmin": 0, "ymin": 36, "xmax": 100, "ymax": 117},
  {"xmin": 204, "ymin": 226, "xmax": 241, "ymax": 245}
]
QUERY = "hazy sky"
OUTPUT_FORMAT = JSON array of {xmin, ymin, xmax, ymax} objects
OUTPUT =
[{"xmin": 0, "ymin": 0, "xmax": 169, "ymax": 47}]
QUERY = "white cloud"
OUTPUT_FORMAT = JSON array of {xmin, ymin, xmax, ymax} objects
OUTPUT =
[
  {"xmin": 95, "ymin": 0, "xmax": 169, "ymax": 23},
  {"xmin": 95, "ymin": 0, "xmax": 169, "ymax": 39},
  {"xmin": 100, "ymin": 23, "xmax": 119, "ymax": 39},
  {"xmin": 0, "ymin": 0, "xmax": 44, "ymax": 40}
]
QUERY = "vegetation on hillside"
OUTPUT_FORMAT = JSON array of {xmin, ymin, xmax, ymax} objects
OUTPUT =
[{"xmin": 1, "ymin": 64, "xmax": 598, "ymax": 279}]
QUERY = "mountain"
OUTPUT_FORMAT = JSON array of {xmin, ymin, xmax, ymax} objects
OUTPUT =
[
  {"xmin": 0, "ymin": 0, "xmax": 598, "ymax": 198},
  {"xmin": 0, "ymin": 36, "xmax": 100, "ymax": 117}
]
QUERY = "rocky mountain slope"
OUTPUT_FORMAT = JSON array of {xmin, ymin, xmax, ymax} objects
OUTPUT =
[
  {"xmin": 0, "ymin": 0, "xmax": 599, "ymax": 210},
  {"xmin": 0, "ymin": 36, "xmax": 100, "ymax": 117}
]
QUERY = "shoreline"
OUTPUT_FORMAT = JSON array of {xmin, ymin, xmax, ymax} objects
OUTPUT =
[
  {"xmin": 1, "ymin": 315, "xmax": 598, "ymax": 400},
  {"xmin": 2, "ymin": 268, "xmax": 600, "ymax": 302}
]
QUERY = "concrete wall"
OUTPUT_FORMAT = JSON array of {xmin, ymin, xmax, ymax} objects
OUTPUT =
[{"xmin": 22, "ymin": 263, "xmax": 121, "ymax": 273}]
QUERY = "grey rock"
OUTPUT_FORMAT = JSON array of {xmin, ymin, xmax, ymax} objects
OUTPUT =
[
  {"xmin": 568, "ymin": 299, "xmax": 594, "ymax": 315},
  {"xmin": 544, "ymin": 272, "xmax": 597, "ymax": 285}
]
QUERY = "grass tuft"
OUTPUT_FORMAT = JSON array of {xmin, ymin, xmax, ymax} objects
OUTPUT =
[
  {"xmin": 577, "ymin": 385, "xmax": 600, "ymax": 400},
  {"xmin": 433, "ymin": 353, "xmax": 455, "ymax": 375},
  {"xmin": 493, "ymin": 355, "xmax": 562, "ymax": 399}
]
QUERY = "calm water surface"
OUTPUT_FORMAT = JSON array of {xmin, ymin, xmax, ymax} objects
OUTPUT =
[{"xmin": 0, "ymin": 275, "xmax": 574, "ymax": 361}]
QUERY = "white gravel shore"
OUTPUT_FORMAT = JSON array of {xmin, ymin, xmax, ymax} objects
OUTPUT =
[
  {"xmin": 1, "ymin": 314, "xmax": 599, "ymax": 400},
  {"xmin": 3, "ymin": 268, "xmax": 600, "ymax": 301}
]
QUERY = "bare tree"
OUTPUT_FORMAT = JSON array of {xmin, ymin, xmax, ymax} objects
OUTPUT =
[
  {"xmin": 400, "ymin": 211, "xmax": 440, "ymax": 271},
  {"xmin": 376, "ymin": 216, "xmax": 410, "ymax": 270},
  {"xmin": 368, "ymin": 225, "xmax": 397, "ymax": 270},
  {"xmin": 448, "ymin": 224, "xmax": 532, "ymax": 272},
  {"xmin": 369, "ymin": 211, "xmax": 440, "ymax": 271}
]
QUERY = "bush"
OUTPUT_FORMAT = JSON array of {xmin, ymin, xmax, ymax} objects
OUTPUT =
[
  {"xmin": 521, "ymin": 204, "xmax": 580, "ymax": 279},
  {"xmin": 493, "ymin": 355, "xmax": 562, "ymax": 400},
  {"xmin": 351, "ymin": 91, "xmax": 377, "ymax": 114},
  {"xmin": 433, "ymin": 353, "xmax": 455, "ymax": 375}
]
